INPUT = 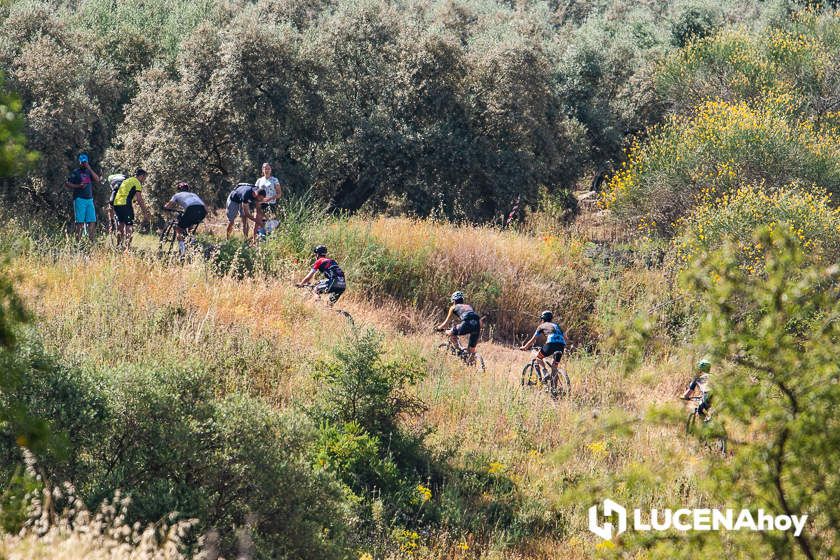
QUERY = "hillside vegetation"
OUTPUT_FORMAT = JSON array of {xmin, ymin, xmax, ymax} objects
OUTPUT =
[{"xmin": 1, "ymin": 1, "xmax": 840, "ymax": 560}]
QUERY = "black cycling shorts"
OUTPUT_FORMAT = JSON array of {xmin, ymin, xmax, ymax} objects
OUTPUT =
[
  {"xmin": 452, "ymin": 318, "xmax": 480, "ymax": 348},
  {"xmin": 315, "ymin": 277, "xmax": 346, "ymax": 304},
  {"xmin": 113, "ymin": 204, "xmax": 134, "ymax": 225},
  {"xmin": 178, "ymin": 205, "xmax": 207, "ymax": 229},
  {"xmin": 538, "ymin": 342, "xmax": 565, "ymax": 361}
]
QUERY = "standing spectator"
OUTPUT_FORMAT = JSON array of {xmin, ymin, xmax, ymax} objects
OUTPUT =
[
  {"xmin": 253, "ymin": 162, "xmax": 282, "ymax": 241},
  {"xmin": 65, "ymin": 153, "xmax": 100, "ymax": 241},
  {"xmin": 112, "ymin": 168, "xmax": 151, "ymax": 250},
  {"xmin": 225, "ymin": 183, "xmax": 267, "ymax": 240}
]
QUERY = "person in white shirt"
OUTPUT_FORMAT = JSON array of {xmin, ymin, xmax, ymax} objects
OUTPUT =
[
  {"xmin": 163, "ymin": 182, "xmax": 207, "ymax": 255},
  {"xmin": 253, "ymin": 162, "xmax": 282, "ymax": 241}
]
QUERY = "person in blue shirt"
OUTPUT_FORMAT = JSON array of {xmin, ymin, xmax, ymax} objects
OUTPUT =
[
  {"xmin": 519, "ymin": 310, "xmax": 566, "ymax": 376},
  {"xmin": 65, "ymin": 153, "xmax": 100, "ymax": 241}
]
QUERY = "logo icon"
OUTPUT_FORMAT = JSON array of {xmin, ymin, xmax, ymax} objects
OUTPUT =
[{"xmin": 588, "ymin": 499, "xmax": 627, "ymax": 540}]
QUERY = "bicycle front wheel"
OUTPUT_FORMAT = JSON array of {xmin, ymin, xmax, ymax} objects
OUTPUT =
[
  {"xmin": 437, "ymin": 342, "xmax": 458, "ymax": 356},
  {"xmin": 521, "ymin": 363, "xmax": 539, "ymax": 387},
  {"xmin": 686, "ymin": 410, "xmax": 698, "ymax": 435},
  {"xmin": 158, "ymin": 223, "xmax": 177, "ymax": 259}
]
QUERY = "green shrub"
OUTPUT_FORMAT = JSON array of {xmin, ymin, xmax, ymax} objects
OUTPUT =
[
  {"xmin": 673, "ymin": 183, "xmax": 840, "ymax": 273},
  {"xmin": 670, "ymin": 4, "xmax": 719, "ymax": 47},
  {"xmin": 657, "ymin": 226, "xmax": 840, "ymax": 558},
  {"xmin": 209, "ymin": 238, "xmax": 257, "ymax": 278},
  {"xmin": 658, "ymin": 11, "xmax": 840, "ymax": 118},
  {"xmin": 603, "ymin": 95, "xmax": 840, "ymax": 232},
  {"xmin": 2, "ymin": 359, "xmax": 352, "ymax": 559}
]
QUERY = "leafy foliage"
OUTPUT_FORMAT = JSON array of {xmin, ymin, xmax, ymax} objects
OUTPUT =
[
  {"xmin": 0, "ymin": 0, "xmax": 785, "ymax": 221},
  {"xmin": 673, "ymin": 227, "xmax": 840, "ymax": 558},
  {"xmin": 658, "ymin": 11, "xmax": 840, "ymax": 121},
  {"xmin": 1, "ymin": 358, "xmax": 352, "ymax": 559},
  {"xmin": 673, "ymin": 183, "xmax": 840, "ymax": 272},
  {"xmin": 603, "ymin": 96, "xmax": 840, "ymax": 231}
]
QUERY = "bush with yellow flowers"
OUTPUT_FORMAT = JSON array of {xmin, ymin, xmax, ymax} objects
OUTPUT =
[
  {"xmin": 603, "ymin": 96, "xmax": 840, "ymax": 232},
  {"xmin": 672, "ymin": 183, "xmax": 840, "ymax": 274},
  {"xmin": 657, "ymin": 9, "xmax": 840, "ymax": 120}
]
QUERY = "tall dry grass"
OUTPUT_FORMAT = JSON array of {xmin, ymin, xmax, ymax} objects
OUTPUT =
[
  {"xmin": 4, "ymin": 221, "xmax": 721, "ymax": 558},
  {"xmin": 266, "ymin": 214, "xmax": 630, "ymax": 345}
]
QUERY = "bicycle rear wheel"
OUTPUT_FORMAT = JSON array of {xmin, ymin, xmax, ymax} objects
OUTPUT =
[
  {"xmin": 470, "ymin": 352, "xmax": 485, "ymax": 373},
  {"xmin": 336, "ymin": 309, "xmax": 354, "ymax": 327},
  {"xmin": 552, "ymin": 368, "xmax": 571, "ymax": 399}
]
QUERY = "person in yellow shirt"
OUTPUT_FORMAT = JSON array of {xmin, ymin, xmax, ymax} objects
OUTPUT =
[{"xmin": 112, "ymin": 168, "xmax": 151, "ymax": 249}]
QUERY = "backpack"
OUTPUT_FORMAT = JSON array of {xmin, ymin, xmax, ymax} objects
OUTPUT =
[{"xmin": 108, "ymin": 174, "xmax": 126, "ymax": 204}]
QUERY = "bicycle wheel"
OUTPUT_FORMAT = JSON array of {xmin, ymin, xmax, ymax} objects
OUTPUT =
[
  {"xmin": 336, "ymin": 309, "xmax": 354, "ymax": 327},
  {"xmin": 437, "ymin": 342, "xmax": 457, "ymax": 356},
  {"xmin": 158, "ymin": 222, "xmax": 176, "ymax": 259},
  {"xmin": 521, "ymin": 363, "xmax": 539, "ymax": 387},
  {"xmin": 553, "ymin": 368, "xmax": 571, "ymax": 399},
  {"xmin": 470, "ymin": 352, "xmax": 485, "ymax": 373},
  {"xmin": 685, "ymin": 410, "xmax": 698, "ymax": 435}
]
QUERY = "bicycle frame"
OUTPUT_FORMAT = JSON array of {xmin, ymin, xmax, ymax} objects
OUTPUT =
[{"xmin": 531, "ymin": 349, "xmax": 559, "ymax": 380}]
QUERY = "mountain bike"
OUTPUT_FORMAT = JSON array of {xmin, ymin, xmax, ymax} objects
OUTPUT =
[
  {"xmin": 436, "ymin": 332, "xmax": 486, "ymax": 373},
  {"xmin": 295, "ymin": 283, "xmax": 354, "ymax": 326},
  {"xmin": 520, "ymin": 349, "xmax": 571, "ymax": 399},
  {"xmin": 685, "ymin": 395, "xmax": 727, "ymax": 456},
  {"xmin": 158, "ymin": 209, "xmax": 199, "ymax": 260}
]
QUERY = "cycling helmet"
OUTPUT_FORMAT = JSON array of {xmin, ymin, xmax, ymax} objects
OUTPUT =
[
  {"xmin": 313, "ymin": 245, "xmax": 328, "ymax": 256},
  {"xmin": 540, "ymin": 310, "xmax": 553, "ymax": 321},
  {"xmin": 177, "ymin": 181, "xmax": 190, "ymax": 191},
  {"xmin": 451, "ymin": 291, "xmax": 465, "ymax": 303},
  {"xmin": 697, "ymin": 359, "xmax": 712, "ymax": 373}
]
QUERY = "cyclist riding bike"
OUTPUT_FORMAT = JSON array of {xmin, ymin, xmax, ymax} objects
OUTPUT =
[
  {"xmin": 435, "ymin": 291, "xmax": 481, "ymax": 362},
  {"xmin": 162, "ymin": 182, "xmax": 207, "ymax": 256},
  {"xmin": 296, "ymin": 245, "xmax": 347, "ymax": 304},
  {"xmin": 681, "ymin": 359, "xmax": 712, "ymax": 419},
  {"xmin": 519, "ymin": 310, "xmax": 566, "ymax": 376}
]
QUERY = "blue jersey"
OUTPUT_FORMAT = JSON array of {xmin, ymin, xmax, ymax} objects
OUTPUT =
[{"xmin": 535, "ymin": 322, "xmax": 565, "ymax": 345}]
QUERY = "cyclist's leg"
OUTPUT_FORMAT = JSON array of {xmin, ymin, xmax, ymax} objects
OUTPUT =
[
  {"xmin": 126, "ymin": 206, "xmax": 136, "ymax": 248},
  {"xmin": 242, "ymin": 204, "xmax": 254, "ymax": 239},
  {"xmin": 225, "ymin": 197, "xmax": 239, "ymax": 239},
  {"xmin": 448, "ymin": 322, "xmax": 463, "ymax": 350},
  {"xmin": 548, "ymin": 343, "xmax": 564, "ymax": 374},
  {"xmin": 535, "ymin": 348, "xmax": 550, "ymax": 378},
  {"xmin": 327, "ymin": 278, "xmax": 346, "ymax": 305},
  {"xmin": 114, "ymin": 205, "xmax": 132, "ymax": 248},
  {"xmin": 698, "ymin": 392, "xmax": 712, "ymax": 418},
  {"xmin": 253, "ymin": 204, "xmax": 265, "ymax": 242},
  {"xmin": 174, "ymin": 225, "xmax": 186, "ymax": 255},
  {"xmin": 466, "ymin": 320, "xmax": 480, "ymax": 358}
]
